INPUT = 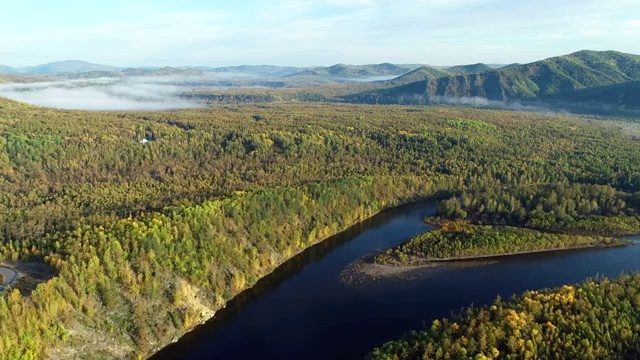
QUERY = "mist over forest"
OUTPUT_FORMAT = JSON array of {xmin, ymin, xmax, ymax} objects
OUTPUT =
[{"xmin": 0, "ymin": 77, "xmax": 223, "ymax": 110}]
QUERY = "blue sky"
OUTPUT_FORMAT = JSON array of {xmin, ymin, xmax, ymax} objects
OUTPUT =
[{"xmin": 1, "ymin": 0, "xmax": 639, "ymax": 67}]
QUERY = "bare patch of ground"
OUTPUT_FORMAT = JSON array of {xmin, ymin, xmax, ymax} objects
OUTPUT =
[
  {"xmin": 340, "ymin": 255, "xmax": 495, "ymax": 288},
  {"xmin": 45, "ymin": 321, "xmax": 135, "ymax": 360},
  {"xmin": 176, "ymin": 278, "xmax": 216, "ymax": 325}
]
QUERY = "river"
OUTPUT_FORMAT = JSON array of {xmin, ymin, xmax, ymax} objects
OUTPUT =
[
  {"xmin": 152, "ymin": 200, "xmax": 640, "ymax": 360},
  {"xmin": 0, "ymin": 265, "xmax": 17, "ymax": 293}
]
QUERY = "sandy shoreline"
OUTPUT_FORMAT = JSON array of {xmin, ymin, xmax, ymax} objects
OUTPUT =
[{"xmin": 341, "ymin": 242, "xmax": 630, "ymax": 284}]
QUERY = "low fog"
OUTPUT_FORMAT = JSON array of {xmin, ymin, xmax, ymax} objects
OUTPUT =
[
  {"xmin": 428, "ymin": 95, "xmax": 553, "ymax": 112},
  {"xmin": 393, "ymin": 94, "xmax": 554, "ymax": 112},
  {"xmin": 342, "ymin": 75, "xmax": 399, "ymax": 82},
  {"xmin": 0, "ymin": 77, "xmax": 206, "ymax": 111}
]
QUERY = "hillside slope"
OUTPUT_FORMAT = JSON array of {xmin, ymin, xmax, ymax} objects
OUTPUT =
[
  {"xmin": 345, "ymin": 50, "xmax": 640, "ymax": 106},
  {"xmin": 19, "ymin": 60, "xmax": 123, "ymax": 74},
  {"xmin": 0, "ymin": 65, "xmax": 18, "ymax": 74},
  {"xmin": 203, "ymin": 65, "xmax": 303, "ymax": 77},
  {"xmin": 554, "ymin": 81, "xmax": 640, "ymax": 110},
  {"xmin": 120, "ymin": 66, "xmax": 206, "ymax": 77},
  {"xmin": 444, "ymin": 63, "xmax": 494, "ymax": 75},
  {"xmin": 287, "ymin": 63, "xmax": 422, "ymax": 80}
]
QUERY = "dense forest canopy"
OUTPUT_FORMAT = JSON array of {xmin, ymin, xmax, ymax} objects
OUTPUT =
[
  {"xmin": 436, "ymin": 183, "xmax": 640, "ymax": 235},
  {"xmin": 367, "ymin": 273, "xmax": 640, "ymax": 360},
  {"xmin": 0, "ymin": 97, "xmax": 639, "ymax": 358},
  {"xmin": 374, "ymin": 222, "xmax": 624, "ymax": 265}
]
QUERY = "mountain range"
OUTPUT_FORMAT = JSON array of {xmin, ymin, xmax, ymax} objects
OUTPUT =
[
  {"xmin": 0, "ymin": 60, "xmax": 123, "ymax": 75},
  {"xmin": 343, "ymin": 50, "xmax": 640, "ymax": 112},
  {"xmin": 1, "ymin": 50, "xmax": 638, "ymax": 113},
  {"xmin": 0, "ymin": 60, "xmax": 502, "ymax": 80},
  {"xmin": 284, "ymin": 63, "xmax": 423, "ymax": 79}
]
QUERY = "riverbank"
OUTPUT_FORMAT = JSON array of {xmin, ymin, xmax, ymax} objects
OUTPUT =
[
  {"xmin": 149, "ymin": 196, "xmax": 443, "ymax": 359},
  {"xmin": 395, "ymin": 241, "xmax": 626, "ymax": 267},
  {"xmin": 341, "ymin": 242, "xmax": 629, "ymax": 286},
  {"xmin": 146, "ymin": 196, "xmax": 640, "ymax": 360},
  {"xmin": 374, "ymin": 223, "xmax": 625, "ymax": 267}
]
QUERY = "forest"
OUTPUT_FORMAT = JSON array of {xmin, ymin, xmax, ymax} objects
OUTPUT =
[
  {"xmin": 373, "ymin": 221, "xmax": 624, "ymax": 265},
  {"xmin": 436, "ymin": 183, "xmax": 640, "ymax": 235},
  {"xmin": 1, "ymin": 97, "xmax": 640, "ymax": 358},
  {"xmin": 367, "ymin": 273, "xmax": 640, "ymax": 360},
  {"xmin": 371, "ymin": 180, "xmax": 640, "ymax": 266}
]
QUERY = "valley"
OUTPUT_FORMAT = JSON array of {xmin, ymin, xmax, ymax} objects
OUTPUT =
[
  {"xmin": 0, "ymin": 96, "xmax": 639, "ymax": 358},
  {"xmin": 2, "ymin": 50, "xmax": 640, "ymax": 114},
  {"xmin": 3, "ymin": 0, "xmax": 640, "ymax": 357},
  {"xmin": 0, "ymin": 49, "xmax": 640, "ymax": 360}
]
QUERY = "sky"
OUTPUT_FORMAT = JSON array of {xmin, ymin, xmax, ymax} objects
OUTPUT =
[{"xmin": 1, "ymin": 0, "xmax": 639, "ymax": 67}]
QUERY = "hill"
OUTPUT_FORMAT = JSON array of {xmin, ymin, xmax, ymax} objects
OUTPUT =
[
  {"xmin": 382, "ymin": 66, "xmax": 450, "ymax": 85},
  {"xmin": 501, "ymin": 63, "xmax": 521, "ymax": 69},
  {"xmin": 372, "ymin": 63, "xmax": 494, "ymax": 87},
  {"xmin": 444, "ymin": 63, "xmax": 494, "ymax": 75},
  {"xmin": 361, "ymin": 63, "xmax": 494, "ymax": 92},
  {"xmin": 553, "ymin": 80, "xmax": 640, "ymax": 112},
  {"xmin": 202, "ymin": 65, "xmax": 304, "ymax": 77},
  {"xmin": 343, "ymin": 50, "xmax": 640, "ymax": 108},
  {"xmin": 287, "ymin": 63, "xmax": 422, "ymax": 80},
  {"xmin": 52, "ymin": 70, "xmax": 126, "ymax": 79},
  {"xmin": 120, "ymin": 66, "xmax": 206, "ymax": 77},
  {"xmin": 17, "ymin": 60, "xmax": 123, "ymax": 74},
  {"xmin": 0, "ymin": 65, "xmax": 18, "ymax": 74}
]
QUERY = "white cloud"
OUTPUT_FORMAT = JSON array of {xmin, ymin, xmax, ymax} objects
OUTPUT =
[
  {"xmin": 0, "ymin": 0, "xmax": 638, "ymax": 66},
  {"xmin": 626, "ymin": 19, "xmax": 640, "ymax": 28}
]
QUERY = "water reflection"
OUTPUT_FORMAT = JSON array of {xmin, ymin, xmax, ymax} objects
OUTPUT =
[{"xmin": 153, "ymin": 201, "xmax": 640, "ymax": 360}]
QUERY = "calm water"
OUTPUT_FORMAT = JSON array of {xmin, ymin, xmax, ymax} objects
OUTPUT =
[{"xmin": 153, "ymin": 200, "xmax": 640, "ymax": 360}]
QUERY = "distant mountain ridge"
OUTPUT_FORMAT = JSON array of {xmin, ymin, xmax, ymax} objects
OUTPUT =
[
  {"xmin": 0, "ymin": 59, "xmax": 504, "ymax": 83},
  {"xmin": 0, "ymin": 61, "xmax": 425, "ymax": 81},
  {"xmin": 0, "ymin": 60, "xmax": 124, "ymax": 75},
  {"xmin": 382, "ymin": 66, "xmax": 450, "ymax": 85},
  {"xmin": 344, "ymin": 50, "xmax": 640, "ymax": 111},
  {"xmin": 285, "ymin": 63, "xmax": 424, "ymax": 80},
  {"xmin": 380, "ymin": 63, "xmax": 495, "ymax": 86},
  {"xmin": 444, "ymin": 63, "xmax": 494, "ymax": 75},
  {"xmin": 121, "ymin": 67, "xmax": 206, "ymax": 77},
  {"xmin": 2, "ymin": 51, "xmax": 638, "ymax": 113},
  {"xmin": 0, "ymin": 65, "xmax": 18, "ymax": 74},
  {"xmin": 201, "ymin": 65, "xmax": 304, "ymax": 77}
]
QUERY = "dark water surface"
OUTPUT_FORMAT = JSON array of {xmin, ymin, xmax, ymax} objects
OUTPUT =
[{"xmin": 153, "ymin": 200, "xmax": 640, "ymax": 360}]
